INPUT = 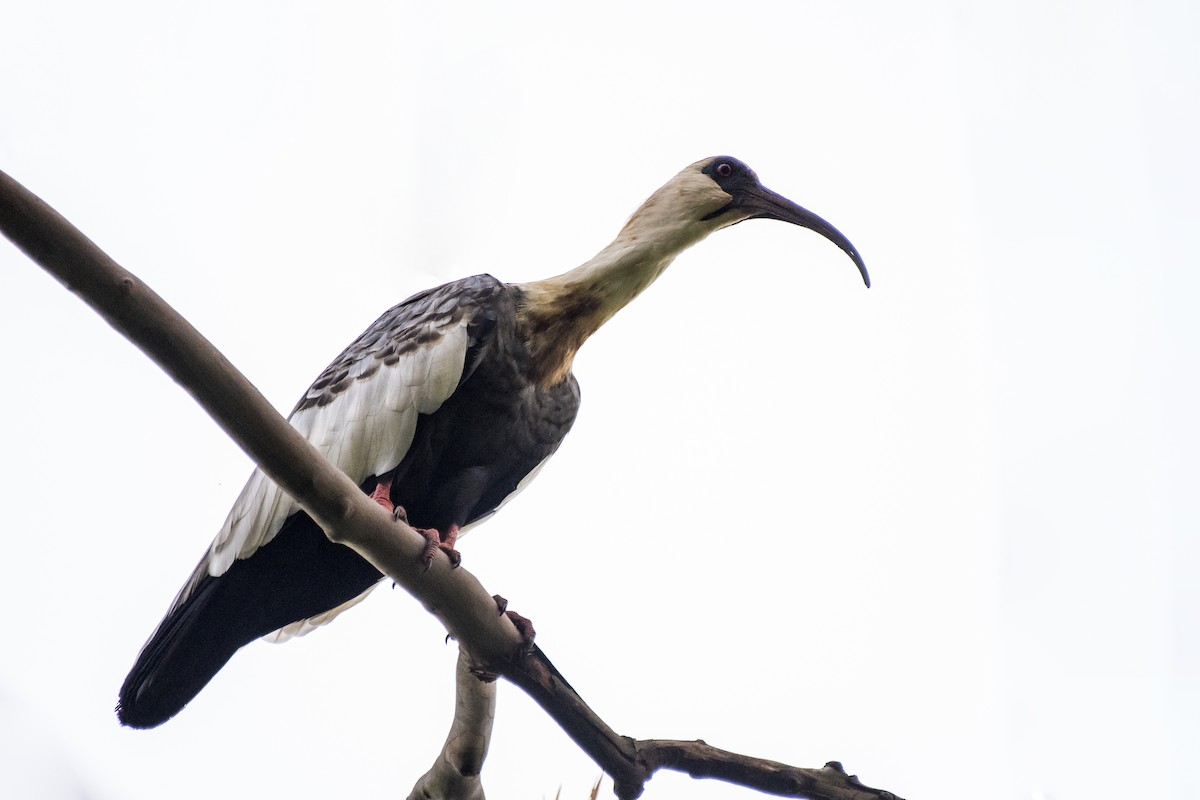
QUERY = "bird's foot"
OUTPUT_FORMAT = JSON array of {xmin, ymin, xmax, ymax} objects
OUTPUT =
[
  {"xmin": 492, "ymin": 595, "xmax": 536, "ymax": 651},
  {"xmin": 417, "ymin": 524, "xmax": 462, "ymax": 570},
  {"xmin": 504, "ymin": 609, "xmax": 536, "ymax": 654},
  {"xmin": 370, "ymin": 477, "xmax": 461, "ymax": 569}
]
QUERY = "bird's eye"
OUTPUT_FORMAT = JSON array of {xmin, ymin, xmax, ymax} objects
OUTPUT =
[{"xmin": 715, "ymin": 162, "xmax": 733, "ymax": 177}]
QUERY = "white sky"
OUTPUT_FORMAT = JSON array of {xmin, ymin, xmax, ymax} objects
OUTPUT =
[{"xmin": 1, "ymin": 2, "xmax": 1196, "ymax": 799}]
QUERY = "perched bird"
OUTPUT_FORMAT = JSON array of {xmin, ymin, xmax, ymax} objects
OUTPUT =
[{"xmin": 117, "ymin": 155, "xmax": 870, "ymax": 729}]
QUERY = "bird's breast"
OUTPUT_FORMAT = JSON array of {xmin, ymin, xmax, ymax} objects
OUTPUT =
[{"xmin": 386, "ymin": 327, "xmax": 580, "ymax": 532}]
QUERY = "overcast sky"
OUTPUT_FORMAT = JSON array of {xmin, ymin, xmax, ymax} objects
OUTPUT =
[{"xmin": 1, "ymin": 3, "xmax": 1197, "ymax": 799}]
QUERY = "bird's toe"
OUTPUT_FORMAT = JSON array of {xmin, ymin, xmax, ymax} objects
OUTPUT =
[
  {"xmin": 504, "ymin": 609, "xmax": 536, "ymax": 654},
  {"xmin": 415, "ymin": 528, "xmax": 441, "ymax": 571},
  {"xmin": 440, "ymin": 544, "xmax": 462, "ymax": 568}
]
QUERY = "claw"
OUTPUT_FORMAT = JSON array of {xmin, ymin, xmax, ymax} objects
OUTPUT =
[
  {"xmin": 416, "ymin": 529, "xmax": 440, "ymax": 571},
  {"xmin": 504, "ymin": 609, "xmax": 536, "ymax": 653},
  {"xmin": 415, "ymin": 524, "xmax": 462, "ymax": 570}
]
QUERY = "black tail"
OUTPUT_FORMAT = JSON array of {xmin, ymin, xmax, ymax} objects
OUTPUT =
[{"xmin": 117, "ymin": 513, "xmax": 382, "ymax": 728}]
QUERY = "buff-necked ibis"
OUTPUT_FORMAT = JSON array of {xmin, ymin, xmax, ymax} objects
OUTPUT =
[{"xmin": 116, "ymin": 155, "xmax": 869, "ymax": 728}]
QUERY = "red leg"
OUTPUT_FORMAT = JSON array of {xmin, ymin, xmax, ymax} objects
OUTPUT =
[
  {"xmin": 440, "ymin": 524, "xmax": 461, "ymax": 567},
  {"xmin": 371, "ymin": 477, "xmax": 418, "ymax": 527},
  {"xmin": 368, "ymin": 477, "xmax": 394, "ymax": 513}
]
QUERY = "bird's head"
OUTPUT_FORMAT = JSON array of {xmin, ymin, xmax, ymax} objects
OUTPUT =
[{"xmin": 624, "ymin": 156, "xmax": 870, "ymax": 288}]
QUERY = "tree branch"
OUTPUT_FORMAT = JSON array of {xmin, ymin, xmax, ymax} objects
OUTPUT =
[
  {"xmin": 0, "ymin": 167, "xmax": 901, "ymax": 800},
  {"xmin": 633, "ymin": 743, "xmax": 897, "ymax": 800},
  {"xmin": 407, "ymin": 647, "xmax": 496, "ymax": 800}
]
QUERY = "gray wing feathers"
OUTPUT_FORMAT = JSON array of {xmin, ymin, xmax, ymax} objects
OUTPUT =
[
  {"xmin": 204, "ymin": 326, "xmax": 468, "ymax": 578},
  {"xmin": 192, "ymin": 277, "xmax": 500, "ymax": 587}
]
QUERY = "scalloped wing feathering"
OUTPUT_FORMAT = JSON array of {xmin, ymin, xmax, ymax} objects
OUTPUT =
[
  {"xmin": 205, "ymin": 329, "xmax": 469, "ymax": 578},
  {"xmin": 199, "ymin": 278, "xmax": 498, "ymax": 584}
]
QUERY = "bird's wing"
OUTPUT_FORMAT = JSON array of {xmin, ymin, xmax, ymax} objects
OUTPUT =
[
  {"xmin": 185, "ymin": 275, "xmax": 504, "ymax": 594},
  {"xmin": 263, "ymin": 587, "xmax": 376, "ymax": 643}
]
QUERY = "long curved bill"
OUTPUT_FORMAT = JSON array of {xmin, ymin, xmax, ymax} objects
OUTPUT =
[{"xmin": 739, "ymin": 184, "xmax": 871, "ymax": 288}]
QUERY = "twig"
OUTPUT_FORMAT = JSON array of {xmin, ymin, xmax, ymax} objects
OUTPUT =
[{"xmin": 634, "ymin": 743, "xmax": 898, "ymax": 800}]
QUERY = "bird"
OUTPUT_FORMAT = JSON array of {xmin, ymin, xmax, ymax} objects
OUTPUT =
[{"xmin": 116, "ymin": 155, "xmax": 870, "ymax": 729}]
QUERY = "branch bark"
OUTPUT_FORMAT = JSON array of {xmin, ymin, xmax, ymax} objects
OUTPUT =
[
  {"xmin": 407, "ymin": 647, "xmax": 496, "ymax": 800},
  {"xmin": 0, "ymin": 167, "xmax": 901, "ymax": 800}
]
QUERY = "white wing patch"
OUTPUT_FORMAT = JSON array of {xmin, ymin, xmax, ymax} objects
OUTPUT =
[{"xmin": 205, "ymin": 323, "xmax": 470, "ymax": 578}]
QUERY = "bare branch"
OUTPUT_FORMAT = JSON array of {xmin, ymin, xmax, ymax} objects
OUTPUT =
[
  {"xmin": 407, "ymin": 647, "xmax": 496, "ymax": 800},
  {"xmin": 0, "ymin": 167, "xmax": 901, "ymax": 800},
  {"xmin": 634, "ymin": 743, "xmax": 898, "ymax": 800}
]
